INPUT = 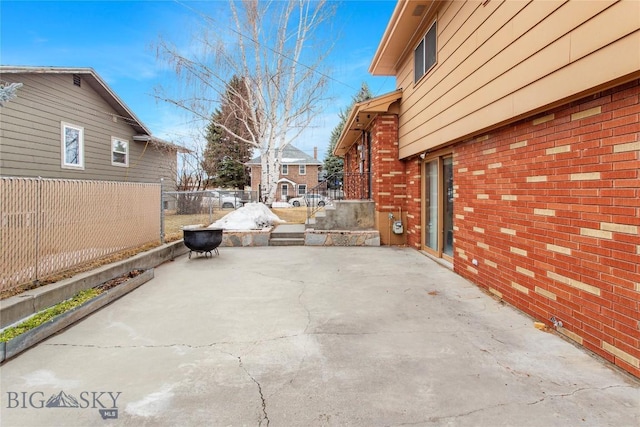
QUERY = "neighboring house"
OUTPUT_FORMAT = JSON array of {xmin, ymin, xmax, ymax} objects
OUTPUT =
[
  {"xmin": 246, "ymin": 145, "xmax": 322, "ymax": 201},
  {"xmin": 335, "ymin": 1, "xmax": 640, "ymax": 377},
  {"xmin": 0, "ymin": 66, "xmax": 180, "ymax": 185}
]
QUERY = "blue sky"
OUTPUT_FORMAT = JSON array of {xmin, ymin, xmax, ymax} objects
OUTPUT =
[{"xmin": 1, "ymin": 0, "xmax": 398, "ymax": 159}]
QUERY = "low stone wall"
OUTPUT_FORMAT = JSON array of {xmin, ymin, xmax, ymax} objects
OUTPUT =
[
  {"xmin": 221, "ymin": 229, "xmax": 271, "ymax": 247},
  {"xmin": 305, "ymin": 229, "xmax": 380, "ymax": 246}
]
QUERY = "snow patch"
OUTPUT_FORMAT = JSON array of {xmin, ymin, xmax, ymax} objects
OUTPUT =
[{"xmin": 209, "ymin": 203, "xmax": 285, "ymax": 230}]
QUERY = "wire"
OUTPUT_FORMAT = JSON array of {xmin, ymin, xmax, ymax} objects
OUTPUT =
[{"xmin": 172, "ymin": 0, "xmax": 365, "ymax": 94}]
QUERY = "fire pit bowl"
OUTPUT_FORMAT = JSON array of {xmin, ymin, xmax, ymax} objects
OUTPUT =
[{"xmin": 183, "ymin": 228, "xmax": 223, "ymax": 259}]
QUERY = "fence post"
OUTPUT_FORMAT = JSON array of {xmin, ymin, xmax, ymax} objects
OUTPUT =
[
  {"xmin": 34, "ymin": 176, "xmax": 42, "ymax": 286},
  {"xmin": 160, "ymin": 178, "xmax": 165, "ymax": 244},
  {"xmin": 208, "ymin": 190, "xmax": 213, "ymax": 225}
]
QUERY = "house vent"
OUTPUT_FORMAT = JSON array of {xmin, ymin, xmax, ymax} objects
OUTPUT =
[
  {"xmin": 73, "ymin": 74, "xmax": 81, "ymax": 87},
  {"xmin": 412, "ymin": 4, "xmax": 426, "ymax": 16}
]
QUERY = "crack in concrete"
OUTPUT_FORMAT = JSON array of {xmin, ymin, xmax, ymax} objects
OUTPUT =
[
  {"xmin": 299, "ymin": 282, "xmax": 311, "ymax": 334},
  {"xmin": 527, "ymin": 384, "xmax": 635, "ymax": 405},
  {"xmin": 284, "ymin": 282, "xmax": 312, "ymax": 388},
  {"xmin": 394, "ymin": 385, "xmax": 635, "ymax": 426},
  {"xmin": 215, "ymin": 349, "xmax": 269, "ymax": 427},
  {"xmin": 236, "ymin": 355, "xmax": 269, "ymax": 427},
  {"xmin": 44, "ymin": 329, "xmax": 464, "ymax": 350}
]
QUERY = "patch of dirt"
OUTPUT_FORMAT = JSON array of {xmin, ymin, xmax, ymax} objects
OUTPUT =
[{"xmin": 96, "ymin": 269, "xmax": 144, "ymax": 292}]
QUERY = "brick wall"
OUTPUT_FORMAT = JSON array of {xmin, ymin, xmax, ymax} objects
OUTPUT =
[
  {"xmin": 371, "ymin": 115, "xmax": 404, "ymax": 209},
  {"xmin": 453, "ymin": 80, "xmax": 640, "ymax": 377},
  {"xmin": 404, "ymin": 158, "xmax": 422, "ymax": 250},
  {"xmin": 249, "ymin": 164, "xmax": 321, "ymax": 200}
]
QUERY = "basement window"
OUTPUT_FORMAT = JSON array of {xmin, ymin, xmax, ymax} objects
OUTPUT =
[{"xmin": 414, "ymin": 20, "xmax": 437, "ymax": 83}]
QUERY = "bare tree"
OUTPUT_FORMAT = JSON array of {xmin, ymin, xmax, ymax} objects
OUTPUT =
[
  {"xmin": 0, "ymin": 81, "xmax": 23, "ymax": 106},
  {"xmin": 155, "ymin": 0, "xmax": 334, "ymax": 204}
]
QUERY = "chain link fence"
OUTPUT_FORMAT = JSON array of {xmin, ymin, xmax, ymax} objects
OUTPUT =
[
  {"xmin": 1, "ymin": 177, "xmax": 161, "ymax": 293},
  {"xmin": 161, "ymin": 190, "xmax": 258, "ymax": 241}
]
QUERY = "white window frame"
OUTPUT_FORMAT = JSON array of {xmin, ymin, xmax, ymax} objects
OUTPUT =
[
  {"xmin": 61, "ymin": 122, "xmax": 84, "ymax": 170},
  {"xmin": 414, "ymin": 20, "xmax": 437, "ymax": 83},
  {"xmin": 299, "ymin": 164, "xmax": 306, "ymax": 175},
  {"xmin": 111, "ymin": 137, "xmax": 129, "ymax": 167},
  {"xmin": 298, "ymin": 184, "xmax": 307, "ymax": 196},
  {"xmin": 281, "ymin": 164, "xmax": 288, "ymax": 175}
]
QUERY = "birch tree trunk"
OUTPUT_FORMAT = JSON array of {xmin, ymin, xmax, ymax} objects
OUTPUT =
[{"xmin": 155, "ymin": 0, "xmax": 334, "ymax": 204}]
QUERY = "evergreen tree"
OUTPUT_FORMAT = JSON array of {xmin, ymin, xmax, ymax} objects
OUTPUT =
[
  {"xmin": 202, "ymin": 76, "xmax": 254, "ymax": 189},
  {"xmin": 324, "ymin": 82, "xmax": 373, "ymax": 188},
  {"xmin": 157, "ymin": 0, "xmax": 334, "ymax": 204}
]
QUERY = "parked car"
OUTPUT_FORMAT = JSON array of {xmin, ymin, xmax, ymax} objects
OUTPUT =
[
  {"xmin": 288, "ymin": 194, "xmax": 330, "ymax": 207},
  {"xmin": 201, "ymin": 191, "xmax": 242, "ymax": 209}
]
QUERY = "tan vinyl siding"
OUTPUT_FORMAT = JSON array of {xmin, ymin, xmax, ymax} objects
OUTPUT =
[
  {"xmin": 395, "ymin": 0, "xmax": 640, "ymax": 158},
  {"xmin": 0, "ymin": 73, "xmax": 176, "ymax": 184}
]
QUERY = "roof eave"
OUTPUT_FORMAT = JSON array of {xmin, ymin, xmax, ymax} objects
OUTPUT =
[
  {"xmin": 369, "ymin": 1, "xmax": 438, "ymax": 76},
  {"xmin": 0, "ymin": 65, "xmax": 152, "ymax": 136},
  {"xmin": 333, "ymin": 90, "xmax": 403, "ymax": 157}
]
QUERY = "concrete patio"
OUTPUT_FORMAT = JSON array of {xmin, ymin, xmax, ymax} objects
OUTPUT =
[{"xmin": 1, "ymin": 246, "xmax": 638, "ymax": 426}]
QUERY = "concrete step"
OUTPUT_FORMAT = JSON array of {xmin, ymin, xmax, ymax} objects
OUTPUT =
[
  {"xmin": 271, "ymin": 232, "xmax": 304, "ymax": 240},
  {"xmin": 269, "ymin": 237, "xmax": 305, "ymax": 246}
]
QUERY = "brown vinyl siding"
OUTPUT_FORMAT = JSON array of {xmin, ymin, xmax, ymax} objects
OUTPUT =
[
  {"xmin": 0, "ymin": 72, "xmax": 176, "ymax": 184},
  {"xmin": 393, "ymin": 0, "xmax": 640, "ymax": 158}
]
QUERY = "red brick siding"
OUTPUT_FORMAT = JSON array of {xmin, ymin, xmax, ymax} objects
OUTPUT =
[
  {"xmin": 453, "ymin": 80, "xmax": 640, "ymax": 377},
  {"xmin": 404, "ymin": 158, "xmax": 422, "ymax": 250},
  {"xmin": 371, "ymin": 115, "xmax": 405, "ymax": 207},
  {"xmin": 249, "ymin": 164, "xmax": 321, "ymax": 200}
]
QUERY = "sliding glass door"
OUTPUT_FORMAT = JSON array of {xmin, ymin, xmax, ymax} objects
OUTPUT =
[
  {"xmin": 423, "ymin": 154, "xmax": 454, "ymax": 261},
  {"xmin": 425, "ymin": 160, "xmax": 438, "ymax": 251}
]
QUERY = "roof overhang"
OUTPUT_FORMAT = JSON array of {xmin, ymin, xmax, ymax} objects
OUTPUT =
[
  {"xmin": 0, "ymin": 66, "xmax": 152, "ymax": 135},
  {"xmin": 369, "ymin": 1, "xmax": 438, "ymax": 75},
  {"xmin": 333, "ymin": 90, "xmax": 403, "ymax": 157},
  {"xmin": 132, "ymin": 135, "xmax": 190, "ymax": 153}
]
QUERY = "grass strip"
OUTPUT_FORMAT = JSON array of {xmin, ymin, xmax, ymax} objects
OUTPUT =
[{"xmin": 0, "ymin": 288, "xmax": 101, "ymax": 343}]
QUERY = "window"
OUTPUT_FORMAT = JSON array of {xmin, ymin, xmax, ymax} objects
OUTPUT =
[
  {"xmin": 414, "ymin": 20, "xmax": 437, "ymax": 83},
  {"xmin": 299, "ymin": 164, "xmax": 306, "ymax": 175},
  {"xmin": 298, "ymin": 184, "xmax": 307, "ymax": 196},
  {"xmin": 282, "ymin": 164, "xmax": 288, "ymax": 175},
  {"xmin": 61, "ymin": 122, "xmax": 84, "ymax": 169},
  {"xmin": 111, "ymin": 137, "xmax": 129, "ymax": 167},
  {"xmin": 282, "ymin": 184, "xmax": 289, "ymax": 198}
]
